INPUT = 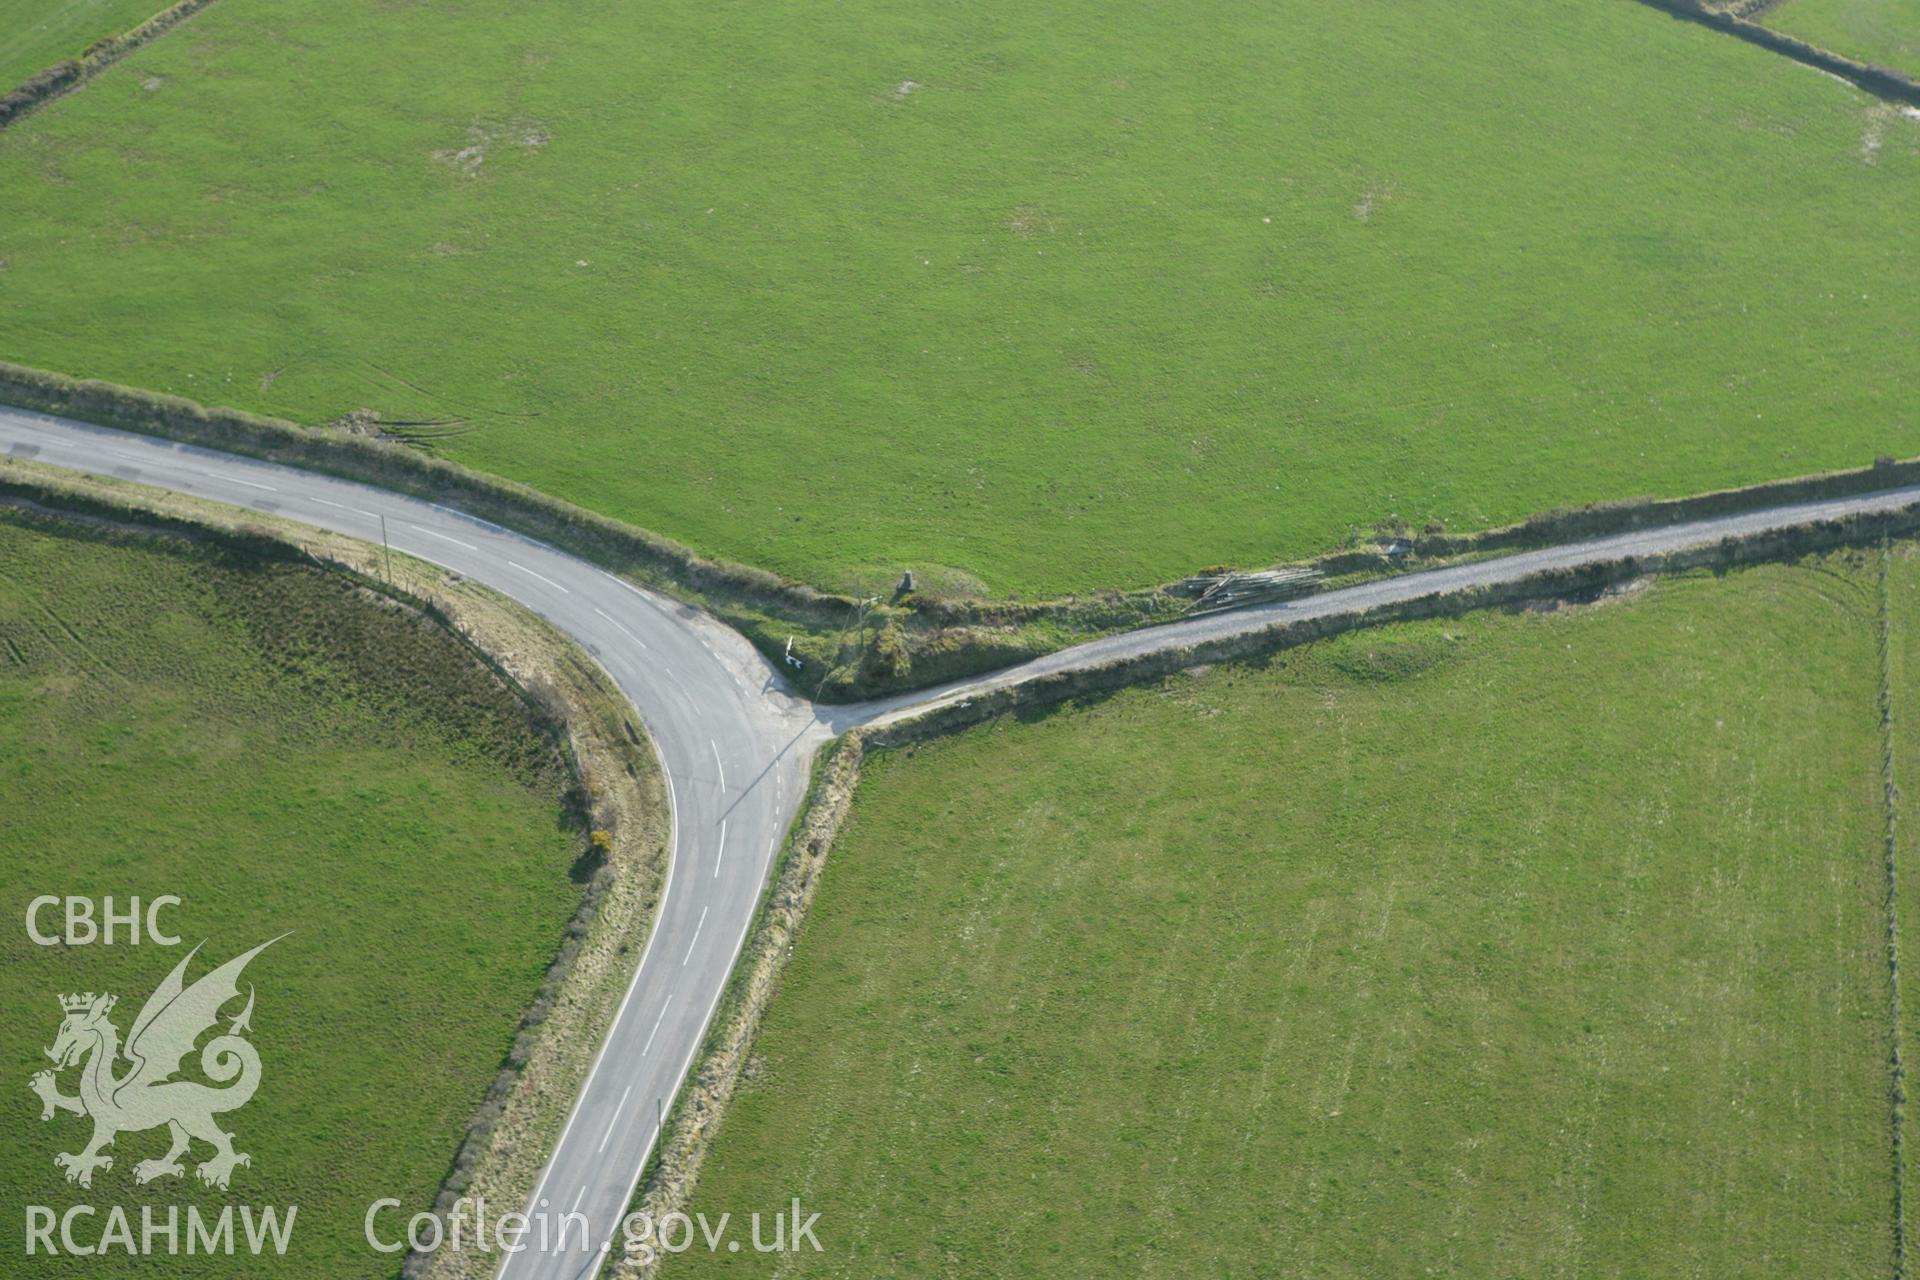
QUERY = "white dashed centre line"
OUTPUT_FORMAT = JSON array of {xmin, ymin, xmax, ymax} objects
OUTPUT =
[
  {"xmin": 224, "ymin": 476, "xmax": 277, "ymax": 492},
  {"xmin": 426, "ymin": 500, "xmax": 508, "ymax": 533},
  {"xmin": 682, "ymin": 907, "xmax": 708, "ymax": 966},
  {"xmin": 710, "ymin": 739, "xmax": 724, "ymax": 788},
  {"xmin": 598, "ymin": 1086, "xmax": 634, "ymax": 1153},
  {"xmin": 409, "ymin": 523, "xmax": 479, "ymax": 551},
  {"xmin": 714, "ymin": 821, "xmax": 726, "ymax": 878},
  {"xmin": 601, "ymin": 570, "xmax": 655, "ymax": 606},
  {"xmin": 508, "ymin": 560, "xmax": 569, "ymax": 592},
  {"xmin": 317, "ymin": 497, "xmax": 382, "ymax": 520},
  {"xmin": 641, "ymin": 996, "xmax": 673, "ymax": 1057},
  {"xmin": 592, "ymin": 607, "xmax": 649, "ymax": 650}
]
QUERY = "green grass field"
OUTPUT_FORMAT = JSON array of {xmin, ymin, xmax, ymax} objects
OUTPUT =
[
  {"xmin": 1767, "ymin": 0, "xmax": 1920, "ymax": 73},
  {"xmin": 0, "ymin": 0, "xmax": 166, "ymax": 90},
  {"xmin": 0, "ymin": 0, "xmax": 1916, "ymax": 596},
  {"xmin": 676, "ymin": 556, "xmax": 1899, "ymax": 1276},
  {"xmin": 0, "ymin": 512, "xmax": 582, "ymax": 1274}
]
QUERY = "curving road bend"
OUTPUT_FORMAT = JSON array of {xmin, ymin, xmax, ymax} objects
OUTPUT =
[
  {"xmin": 9, "ymin": 404, "xmax": 1920, "ymax": 1277},
  {"xmin": 3, "ymin": 408, "xmax": 826, "ymax": 1279}
]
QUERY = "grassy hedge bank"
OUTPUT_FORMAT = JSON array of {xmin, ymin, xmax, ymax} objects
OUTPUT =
[
  {"xmin": 10, "ymin": 359, "xmax": 1920, "ymax": 701},
  {"xmin": 0, "ymin": 0, "xmax": 217, "ymax": 129},
  {"xmin": 0, "ymin": 361, "xmax": 856, "ymax": 619},
  {"xmin": 872, "ymin": 500, "xmax": 1920, "ymax": 744},
  {"xmin": 1637, "ymin": 0, "xmax": 1920, "ymax": 106}
]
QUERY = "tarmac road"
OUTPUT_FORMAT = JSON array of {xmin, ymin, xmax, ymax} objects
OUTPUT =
[
  {"xmin": 843, "ymin": 476, "xmax": 1920, "ymax": 732},
  {"xmin": 8, "ymin": 404, "xmax": 1920, "ymax": 1277},
  {"xmin": 2, "ymin": 408, "xmax": 827, "ymax": 1279}
]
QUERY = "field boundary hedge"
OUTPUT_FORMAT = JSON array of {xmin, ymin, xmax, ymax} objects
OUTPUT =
[
  {"xmin": 880, "ymin": 501, "xmax": 1920, "ymax": 741},
  {"xmin": 11, "ymin": 360, "xmax": 1920, "ymax": 699},
  {"xmin": 1879, "ymin": 541, "xmax": 1911, "ymax": 1279},
  {"xmin": 0, "ymin": 0, "xmax": 217, "ymax": 129},
  {"xmin": 1401, "ymin": 464, "xmax": 1920, "ymax": 562},
  {"xmin": 1636, "ymin": 0, "xmax": 1920, "ymax": 104},
  {"xmin": 0, "ymin": 362, "xmax": 857, "ymax": 621}
]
